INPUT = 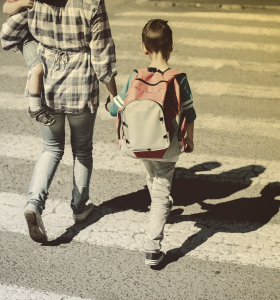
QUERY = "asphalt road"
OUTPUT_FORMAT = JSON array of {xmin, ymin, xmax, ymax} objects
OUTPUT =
[{"xmin": 1, "ymin": 1, "xmax": 280, "ymax": 299}]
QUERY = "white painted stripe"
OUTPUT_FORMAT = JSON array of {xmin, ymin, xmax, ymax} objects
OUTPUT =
[
  {"xmin": 168, "ymin": 56, "xmax": 280, "ymax": 73},
  {"xmin": 111, "ymin": 20, "xmax": 280, "ymax": 37},
  {"xmin": 190, "ymin": 80, "xmax": 280, "ymax": 99},
  {"xmin": 1, "ymin": 133, "xmax": 280, "ymax": 186},
  {"xmin": 115, "ymin": 11, "xmax": 280, "ymax": 23},
  {"xmin": 1, "ymin": 90, "xmax": 280, "ymax": 134},
  {"xmin": 1, "ymin": 191, "xmax": 280, "ymax": 269},
  {"xmin": 196, "ymin": 114, "xmax": 280, "ymax": 139},
  {"xmin": 3, "ymin": 56, "xmax": 280, "ymax": 78},
  {"xmin": 0, "ymin": 92, "xmax": 28, "ymax": 110},
  {"xmin": 177, "ymin": 37, "xmax": 280, "ymax": 53},
  {"xmin": 113, "ymin": 34, "xmax": 280, "ymax": 53},
  {"xmin": 0, "ymin": 66, "xmax": 28, "ymax": 77},
  {"xmin": 115, "ymin": 75, "xmax": 280, "ymax": 100},
  {"xmin": 0, "ymin": 283, "xmax": 95, "ymax": 300}
]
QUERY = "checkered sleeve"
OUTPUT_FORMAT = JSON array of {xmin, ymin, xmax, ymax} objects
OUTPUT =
[
  {"xmin": 90, "ymin": 0, "xmax": 117, "ymax": 84},
  {"xmin": 0, "ymin": 8, "xmax": 29, "ymax": 52}
]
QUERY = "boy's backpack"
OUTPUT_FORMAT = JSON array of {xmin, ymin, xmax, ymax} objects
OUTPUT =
[{"xmin": 115, "ymin": 67, "xmax": 189, "ymax": 160}]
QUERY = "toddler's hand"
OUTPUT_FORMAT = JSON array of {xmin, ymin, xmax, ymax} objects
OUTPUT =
[
  {"xmin": 184, "ymin": 136, "xmax": 194, "ymax": 153},
  {"xmin": 20, "ymin": 0, "xmax": 34, "ymax": 8}
]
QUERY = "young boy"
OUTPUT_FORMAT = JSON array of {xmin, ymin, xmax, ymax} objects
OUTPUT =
[
  {"xmin": 3, "ymin": 0, "xmax": 55, "ymax": 125},
  {"xmin": 107, "ymin": 19, "xmax": 196, "ymax": 266}
]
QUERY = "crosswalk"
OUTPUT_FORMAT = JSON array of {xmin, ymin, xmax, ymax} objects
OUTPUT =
[{"xmin": 1, "ymin": 7, "xmax": 280, "ymax": 299}]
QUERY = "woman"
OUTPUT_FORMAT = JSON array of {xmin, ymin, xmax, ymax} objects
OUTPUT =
[{"xmin": 23, "ymin": 0, "xmax": 117, "ymax": 243}]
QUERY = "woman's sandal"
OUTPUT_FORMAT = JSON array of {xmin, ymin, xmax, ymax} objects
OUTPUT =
[{"xmin": 28, "ymin": 107, "xmax": 56, "ymax": 126}]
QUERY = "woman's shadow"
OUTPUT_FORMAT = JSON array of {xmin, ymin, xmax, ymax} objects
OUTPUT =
[{"xmin": 152, "ymin": 182, "xmax": 280, "ymax": 270}]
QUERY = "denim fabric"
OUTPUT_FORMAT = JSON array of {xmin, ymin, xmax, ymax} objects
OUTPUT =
[
  {"xmin": 142, "ymin": 160, "xmax": 176, "ymax": 253},
  {"xmin": 18, "ymin": 32, "xmax": 41, "ymax": 70},
  {"xmin": 28, "ymin": 107, "xmax": 97, "ymax": 215}
]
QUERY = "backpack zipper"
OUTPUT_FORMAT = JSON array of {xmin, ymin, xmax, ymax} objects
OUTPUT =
[{"xmin": 135, "ymin": 78, "xmax": 169, "ymax": 86}]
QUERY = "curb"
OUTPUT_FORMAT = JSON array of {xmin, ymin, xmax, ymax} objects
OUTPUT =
[{"xmin": 136, "ymin": 0, "xmax": 280, "ymax": 11}]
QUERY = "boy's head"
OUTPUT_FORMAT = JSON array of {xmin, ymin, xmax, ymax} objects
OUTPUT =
[{"xmin": 142, "ymin": 19, "xmax": 173, "ymax": 59}]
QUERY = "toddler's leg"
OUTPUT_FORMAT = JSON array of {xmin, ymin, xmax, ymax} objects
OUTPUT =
[
  {"xmin": 28, "ymin": 63, "xmax": 43, "ymax": 112},
  {"xmin": 28, "ymin": 63, "xmax": 55, "ymax": 126},
  {"xmin": 145, "ymin": 161, "xmax": 176, "ymax": 255},
  {"xmin": 19, "ymin": 34, "xmax": 55, "ymax": 126}
]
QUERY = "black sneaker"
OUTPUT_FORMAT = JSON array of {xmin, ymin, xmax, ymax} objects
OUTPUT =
[{"xmin": 145, "ymin": 251, "xmax": 164, "ymax": 265}]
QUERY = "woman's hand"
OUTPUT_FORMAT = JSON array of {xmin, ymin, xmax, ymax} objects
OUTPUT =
[{"xmin": 105, "ymin": 95, "xmax": 112, "ymax": 112}]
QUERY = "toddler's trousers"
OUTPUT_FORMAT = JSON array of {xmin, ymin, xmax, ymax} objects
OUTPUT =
[{"xmin": 142, "ymin": 160, "xmax": 176, "ymax": 253}]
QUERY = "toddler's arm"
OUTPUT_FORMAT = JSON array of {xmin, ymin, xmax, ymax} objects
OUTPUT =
[{"xmin": 3, "ymin": 0, "xmax": 33, "ymax": 16}]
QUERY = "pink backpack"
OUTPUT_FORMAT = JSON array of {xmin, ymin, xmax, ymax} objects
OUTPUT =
[{"xmin": 116, "ymin": 68, "xmax": 188, "ymax": 160}]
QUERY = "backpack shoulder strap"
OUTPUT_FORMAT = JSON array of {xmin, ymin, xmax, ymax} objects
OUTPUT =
[{"xmin": 164, "ymin": 68, "xmax": 186, "ymax": 79}]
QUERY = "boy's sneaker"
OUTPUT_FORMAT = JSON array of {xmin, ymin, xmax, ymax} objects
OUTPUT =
[
  {"xmin": 145, "ymin": 251, "xmax": 164, "ymax": 265},
  {"xmin": 24, "ymin": 204, "xmax": 48, "ymax": 243},
  {"xmin": 28, "ymin": 107, "xmax": 56, "ymax": 126},
  {"xmin": 72, "ymin": 203, "xmax": 94, "ymax": 223}
]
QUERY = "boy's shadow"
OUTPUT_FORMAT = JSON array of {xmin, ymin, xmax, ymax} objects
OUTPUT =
[
  {"xmin": 153, "ymin": 182, "xmax": 280, "ymax": 270},
  {"xmin": 172, "ymin": 162, "xmax": 265, "ymax": 207},
  {"xmin": 44, "ymin": 162, "xmax": 272, "ymax": 263}
]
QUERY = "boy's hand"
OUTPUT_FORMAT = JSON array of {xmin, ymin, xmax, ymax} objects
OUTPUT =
[
  {"xmin": 20, "ymin": 0, "xmax": 34, "ymax": 8},
  {"xmin": 184, "ymin": 136, "xmax": 194, "ymax": 153}
]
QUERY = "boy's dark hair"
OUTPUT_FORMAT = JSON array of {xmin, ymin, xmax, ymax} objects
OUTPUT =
[{"xmin": 142, "ymin": 19, "xmax": 173, "ymax": 59}]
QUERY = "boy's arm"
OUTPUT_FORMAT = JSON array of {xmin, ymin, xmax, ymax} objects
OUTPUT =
[
  {"xmin": 184, "ymin": 121, "xmax": 194, "ymax": 153},
  {"xmin": 178, "ymin": 75, "xmax": 196, "ymax": 153},
  {"xmin": 107, "ymin": 71, "xmax": 137, "ymax": 116},
  {"xmin": 3, "ymin": 0, "xmax": 33, "ymax": 15}
]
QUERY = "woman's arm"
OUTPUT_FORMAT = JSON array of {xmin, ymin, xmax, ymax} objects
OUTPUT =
[{"xmin": 3, "ymin": 0, "xmax": 33, "ymax": 16}]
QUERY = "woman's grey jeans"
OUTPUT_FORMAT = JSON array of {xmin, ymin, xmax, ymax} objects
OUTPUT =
[{"xmin": 27, "ymin": 107, "xmax": 97, "ymax": 215}]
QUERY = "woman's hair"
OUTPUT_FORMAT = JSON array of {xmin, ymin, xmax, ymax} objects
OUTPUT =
[{"xmin": 142, "ymin": 19, "xmax": 173, "ymax": 59}]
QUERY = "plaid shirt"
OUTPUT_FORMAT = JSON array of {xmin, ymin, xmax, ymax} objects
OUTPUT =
[
  {"xmin": 26, "ymin": 0, "xmax": 117, "ymax": 113},
  {"xmin": 0, "ymin": 9, "xmax": 29, "ymax": 51}
]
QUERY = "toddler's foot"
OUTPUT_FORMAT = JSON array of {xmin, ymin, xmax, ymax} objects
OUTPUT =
[{"xmin": 28, "ymin": 107, "xmax": 56, "ymax": 126}]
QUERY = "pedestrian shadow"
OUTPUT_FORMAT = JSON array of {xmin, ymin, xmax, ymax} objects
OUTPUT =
[
  {"xmin": 152, "ymin": 181, "xmax": 280, "ymax": 270},
  {"xmin": 43, "ymin": 162, "xmax": 268, "ymax": 251}
]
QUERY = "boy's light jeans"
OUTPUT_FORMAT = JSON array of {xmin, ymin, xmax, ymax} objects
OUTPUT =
[
  {"xmin": 28, "ymin": 107, "xmax": 97, "ymax": 215},
  {"xmin": 142, "ymin": 160, "xmax": 176, "ymax": 253}
]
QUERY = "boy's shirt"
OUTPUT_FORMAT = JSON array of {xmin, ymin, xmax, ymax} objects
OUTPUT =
[{"xmin": 109, "ymin": 69, "xmax": 196, "ymax": 125}]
